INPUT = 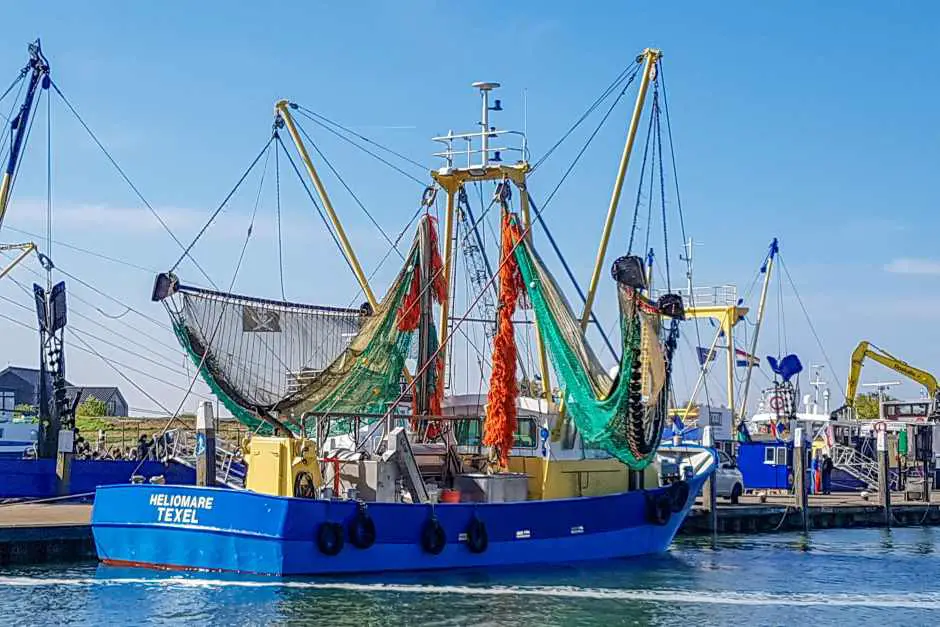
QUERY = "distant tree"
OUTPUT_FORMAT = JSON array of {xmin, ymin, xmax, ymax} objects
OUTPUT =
[
  {"xmin": 13, "ymin": 403, "xmax": 36, "ymax": 420},
  {"xmin": 854, "ymin": 392, "xmax": 894, "ymax": 420},
  {"xmin": 77, "ymin": 397, "xmax": 108, "ymax": 418}
]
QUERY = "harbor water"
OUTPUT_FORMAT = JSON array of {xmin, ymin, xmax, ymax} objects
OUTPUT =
[{"xmin": 1, "ymin": 527, "xmax": 938, "ymax": 625}]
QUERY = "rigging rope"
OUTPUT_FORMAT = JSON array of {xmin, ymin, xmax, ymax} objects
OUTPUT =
[
  {"xmin": 526, "ymin": 193, "xmax": 617, "ymax": 360},
  {"xmin": 1, "ymin": 225, "xmax": 160, "ymax": 274},
  {"xmin": 778, "ymin": 253, "xmax": 842, "ymax": 386},
  {"xmin": 275, "ymin": 137, "xmax": 286, "ymax": 300},
  {"xmin": 653, "ymin": 89, "xmax": 671, "ymax": 291},
  {"xmin": 275, "ymin": 134, "xmax": 357, "ymax": 282},
  {"xmin": 169, "ymin": 136, "xmax": 274, "ymax": 274},
  {"xmin": 294, "ymin": 104, "xmax": 427, "ymax": 173},
  {"xmin": 627, "ymin": 92, "xmax": 655, "ymax": 255},
  {"xmin": 538, "ymin": 68, "xmax": 641, "ymax": 212},
  {"xmin": 292, "ymin": 105, "xmax": 427, "ymax": 187},
  {"xmin": 49, "ymin": 81, "xmax": 217, "ymax": 289},
  {"xmin": 658, "ymin": 62, "xmax": 715, "ymax": 414},
  {"xmin": 292, "ymin": 117, "xmax": 404, "ymax": 259},
  {"xmin": 531, "ymin": 60, "xmax": 642, "ymax": 172}
]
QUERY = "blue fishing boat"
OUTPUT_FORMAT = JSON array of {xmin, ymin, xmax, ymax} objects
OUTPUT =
[{"xmin": 92, "ymin": 48, "xmax": 717, "ymax": 575}]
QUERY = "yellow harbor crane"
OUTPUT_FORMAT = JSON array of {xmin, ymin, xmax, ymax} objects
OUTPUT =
[{"xmin": 833, "ymin": 341, "xmax": 939, "ymax": 419}]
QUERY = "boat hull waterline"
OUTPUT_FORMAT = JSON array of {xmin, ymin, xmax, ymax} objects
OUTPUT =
[{"xmin": 91, "ymin": 469, "xmax": 709, "ymax": 576}]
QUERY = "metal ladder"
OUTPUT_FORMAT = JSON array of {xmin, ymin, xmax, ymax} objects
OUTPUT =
[
  {"xmin": 831, "ymin": 442, "xmax": 879, "ymax": 488},
  {"xmin": 164, "ymin": 428, "xmax": 247, "ymax": 489}
]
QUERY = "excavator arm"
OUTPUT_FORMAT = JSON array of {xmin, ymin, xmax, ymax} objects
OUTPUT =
[{"xmin": 835, "ymin": 341, "xmax": 939, "ymax": 418}]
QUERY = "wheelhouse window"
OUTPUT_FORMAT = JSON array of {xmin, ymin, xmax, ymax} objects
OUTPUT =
[
  {"xmin": 709, "ymin": 411, "xmax": 723, "ymax": 426},
  {"xmin": 775, "ymin": 447, "xmax": 788, "ymax": 466},
  {"xmin": 455, "ymin": 416, "xmax": 538, "ymax": 448},
  {"xmin": 513, "ymin": 418, "xmax": 537, "ymax": 448},
  {"xmin": 764, "ymin": 447, "xmax": 775, "ymax": 464}
]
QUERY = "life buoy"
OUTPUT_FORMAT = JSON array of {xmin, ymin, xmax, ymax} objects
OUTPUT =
[
  {"xmin": 317, "ymin": 521, "xmax": 344, "ymax": 556},
  {"xmin": 646, "ymin": 492, "xmax": 672, "ymax": 526},
  {"xmin": 667, "ymin": 480, "xmax": 690, "ymax": 513},
  {"xmin": 421, "ymin": 517, "xmax": 446, "ymax": 555},
  {"xmin": 348, "ymin": 506, "xmax": 376, "ymax": 549},
  {"xmin": 465, "ymin": 516, "xmax": 488, "ymax": 554}
]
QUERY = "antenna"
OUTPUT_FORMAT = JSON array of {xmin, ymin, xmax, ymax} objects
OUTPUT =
[
  {"xmin": 861, "ymin": 381, "xmax": 901, "ymax": 404},
  {"xmin": 432, "ymin": 82, "xmax": 526, "ymax": 172}
]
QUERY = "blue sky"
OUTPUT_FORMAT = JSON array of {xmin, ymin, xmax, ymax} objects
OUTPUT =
[{"xmin": 1, "ymin": 1, "xmax": 938, "ymax": 416}]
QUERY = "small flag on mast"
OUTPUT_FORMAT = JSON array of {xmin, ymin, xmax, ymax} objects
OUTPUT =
[
  {"xmin": 734, "ymin": 348, "xmax": 760, "ymax": 368},
  {"xmin": 696, "ymin": 346, "xmax": 717, "ymax": 365}
]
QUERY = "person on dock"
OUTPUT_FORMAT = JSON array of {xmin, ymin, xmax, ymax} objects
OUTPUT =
[{"xmin": 821, "ymin": 453, "xmax": 833, "ymax": 495}]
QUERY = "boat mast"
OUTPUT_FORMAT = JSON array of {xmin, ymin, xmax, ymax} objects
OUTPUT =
[
  {"xmin": 431, "ymin": 84, "xmax": 554, "ymax": 408},
  {"xmin": 0, "ymin": 40, "xmax": 49, "ymax": 230},
  {"xmin": 274, "ymin": 100, "xmax": 378, "ymax": 309},
  {"xmin": 739, "ymin": 238, "xmax": 778, "ymax": 417},
  {"xmin": 579, "ymin": 48, "xmax": 660, "ymax": 331}
]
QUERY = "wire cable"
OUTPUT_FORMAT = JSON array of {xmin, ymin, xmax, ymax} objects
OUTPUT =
[
  {"xmin": 169, "ymin": 135, "xmax": 274, "ymax": 273},
  {"xmin": 293, "ymin": 105, "xmax": 427, "ymax": 187},
  {"xmin": 49, "ymin": 80, "xmax": 217, "ymax": 289}
]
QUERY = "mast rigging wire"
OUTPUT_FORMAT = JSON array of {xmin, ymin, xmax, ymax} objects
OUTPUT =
[
  {"xmin": 275, "ymin": 134, "xmax": 358, "ymax": 283},
  {"xmin": 778, "ymin": 253, "xmax": 842, "ymax": 386},
  {"xmin": 531, "ymin": 60, "xmax": 643, "ymax": 172},
  {"xmin": 275, "ymin": 136, "xmax": 286, "ymax": 300},
  {"xmin": 48, "ymin": 80, "xmax": 217, "ymax": 289},
  {"xmin": 658, "ymin": 62, "xmax": 715, "ymax": 412},
  {"xmin": 169, "ymin": 135, "xmax": 274, "ymax": 274},
  {"xmin": 293, "ymin": 104, "xmax": 427, "ymax": 175},
  {"xmin": 292, "ymin": 117, "xmax": 404, "ymax": 259}
]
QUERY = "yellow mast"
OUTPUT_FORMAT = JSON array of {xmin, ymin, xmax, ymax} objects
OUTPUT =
[
  {"xmin": 579, "ymin": 48, "xmax": 661, "ymax": 331},
  {"xmin": 275, "ymin": 100, "xmax": 378, "ymax": 309},
  {"xmin": 551, "ymin": 49, "xmax": 660, "ymax": 440},
  {"xmin": 431, "ymin": 82, "xmax": 554, "ymax": 409}
]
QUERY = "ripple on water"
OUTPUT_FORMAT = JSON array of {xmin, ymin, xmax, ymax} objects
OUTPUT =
[{"xmin": 1, "ymin": 528, "xmax": 936, "ymax": 626}]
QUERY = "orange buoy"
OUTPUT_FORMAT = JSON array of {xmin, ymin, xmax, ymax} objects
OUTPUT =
[{"xmin": 440, "ymin": 489, "xmax": 461, "ymax": 504}]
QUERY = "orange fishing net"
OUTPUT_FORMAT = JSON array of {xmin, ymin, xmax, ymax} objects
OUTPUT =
[{"xmin": 483, "ymin": 209, "xmax": 523, "ymax": 467}]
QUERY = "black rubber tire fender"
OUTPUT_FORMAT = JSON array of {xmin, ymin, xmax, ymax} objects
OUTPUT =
[
  {"xmin": 465, "ymin": 516, "xmax": 488, "ymax": 554},
  {"xmin": 421, "ymin": 517, "xmax": 446, "ymax": 555},
  {"xmin": 668, "ymin": 480, "xmax": 691, "ymax": 513},
  {"xmin": 348, "ymin": 507, "xmax": 376, "ymax": 549},
  {"xmin": 317, "ymin": 521, "xmax": 344, "ymax": 556},
  {"xmin": 646, "ymin": 492, "xmax": 672, "ymax": 526}
]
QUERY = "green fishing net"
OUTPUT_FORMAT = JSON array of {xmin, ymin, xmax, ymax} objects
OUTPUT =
[{"xmin": 513, "ymin": 231, "xmax": 668, "ymax": 469}]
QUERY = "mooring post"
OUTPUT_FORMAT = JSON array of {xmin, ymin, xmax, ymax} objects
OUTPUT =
[
  {"xmin": 55, "ymin": 429, "xmax": 73, "ymax": 496},
  {"xmin": 196, "ymin": 401, "xmax": 216, "ymax": 487},
  {"xmin": 702, "ymin": 426, "xmax": 718, "ymax": 533},
  {"xmin": 877, "ymin": 429, "xmax": 891, "ymax": 528},
  {"xmin": 793, "ymin": 427, "xmax": 808, "ymax": 532}
]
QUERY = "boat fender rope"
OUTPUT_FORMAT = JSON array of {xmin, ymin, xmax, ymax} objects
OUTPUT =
[
  {"xmin": 316, "ymin": 521, "xmax": 344, "ymax": 556},
  {"xmin": 668, "ymin": 480, "xmax": 690, "ymax": 513},
  {"xmin": 465, "ymin": 516, "xmax": 488, "ymax": 554},
  {"xmin": 645, "ymin": 491, "xmax": 672, "ymax": 526},
  {"xmin": 421, "ymin": 516, "xmax": 446, "ymax": 555},
  {"xmin": 348, "ymin": 504, "xmax": 376, "ymax": 549}
]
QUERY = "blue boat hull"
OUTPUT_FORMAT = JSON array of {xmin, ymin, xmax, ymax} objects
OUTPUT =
[{"xmin": 91, "ymin": 470, "xmax": 708, "ymax": 576}]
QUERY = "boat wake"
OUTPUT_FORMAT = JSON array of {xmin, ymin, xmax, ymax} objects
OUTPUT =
[{"xmin": 0, "ymin": 576, "xmax": 937, "ymax": 609}]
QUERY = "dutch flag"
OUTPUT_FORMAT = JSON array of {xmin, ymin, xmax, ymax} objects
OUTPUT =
[{"xmin": 735, "ymin": 348, "xmax": 760, "ymax": 368}]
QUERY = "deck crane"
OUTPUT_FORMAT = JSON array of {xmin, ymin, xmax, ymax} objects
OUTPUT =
[{"xmin": 832, "ymin": 341, "xmax": 940, "ymax": 420}]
